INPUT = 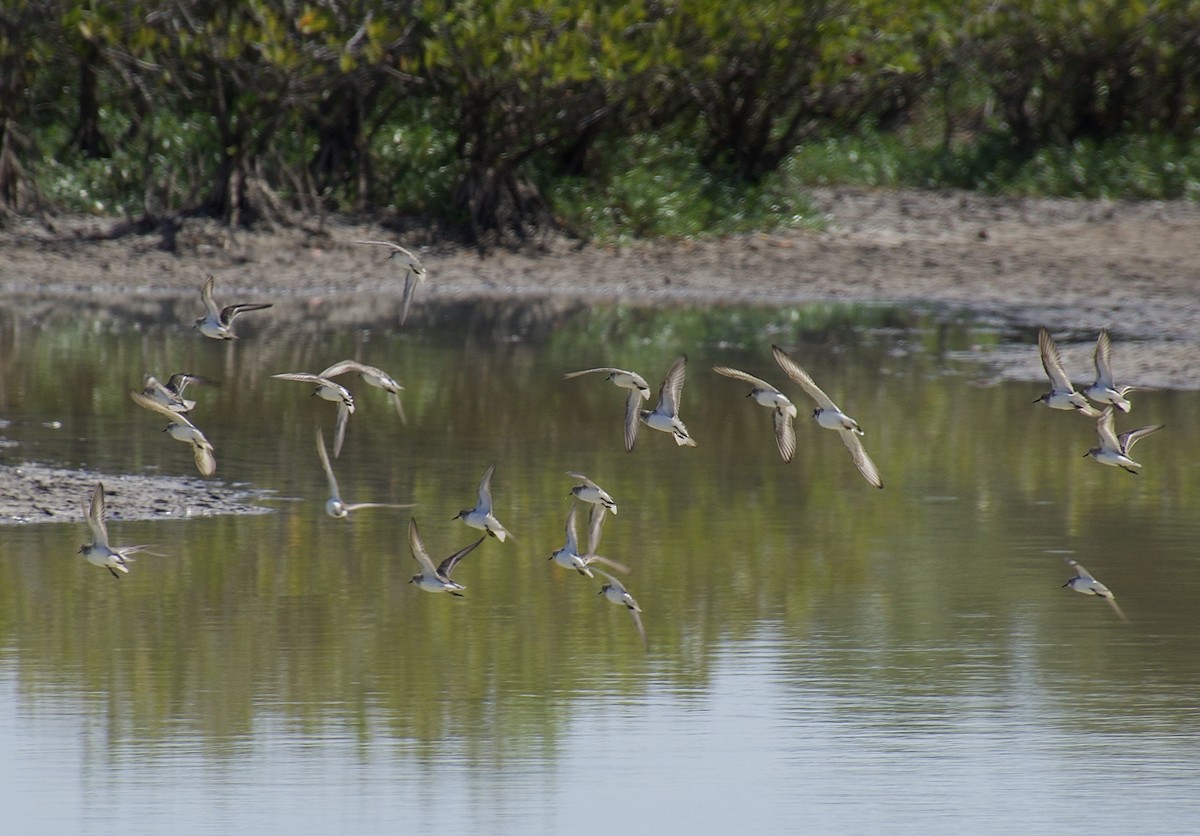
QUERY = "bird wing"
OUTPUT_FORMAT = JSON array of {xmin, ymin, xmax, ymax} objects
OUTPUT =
[
  {"xmin": 594, "ymin": 568, "xmax": 623, "ymax": 589},
  {"xmin": 1104, "ymin": 595, "xmax": 1129, "ymax": 623},
  {"xmin": 584, "ymin": 553, "xmax": 630, "ymax": 575},
  {"xmin": 438, "ymin": 536, "xmax": 486, "ymax": 578},
  {"xmin": 407, "ymin": 519, "xmax": 437, "ymax": 574},
  {"xmin": 657, "ymin": 355, "xmax": 688, "ymax": 416},
  {"xmin": 586, "ymin": 503, "xmax": 607, "ymax": 555},
  {"xmin": 711, "ymin": 366, "xmax": 779, "ymax": 393},
  {"xmin": 838, "ymin": 429, "xmax": 884, "ymax": 489},
  {"xmin": 564, "ymin": 501, "xmax": 580, "ymax": 554},
  {"xmin": 566, "ymin": 470, "xmax": 598, "ymax": 489},
  {"xmin": 86, "ymin": 482, "xmax": 109, "ymax": 546},
  {"xmin": 628, "ymin": 606, "xmax": 648, "ymax": 649},
  {"xmin": 272, "ymin": 372, "xmax": 328, "ymax": 385},
  {"xmin": 165, "ymin": 372, "xmax": 212, "ymax": 394},
  {"xmin": 1037, "ymin": 327, "xmax": 1074, "ymax": 391},
  {"xmin": 315, "ymin": 427, "xmax": 342, "ymax": 502},
  {"xmin": 220, "ymin": 302, "xmax": 272, "ymax": 324},
  {"xmin": 318, "ymin": 359, "xmax": 367, "ymax": 379},
  {"xmin": 388, "ymin": 391, "xmax": 408, "ymax": 425},
  {"xmin": 343, "ymin": 501, "xmax": 417, "ymax": 512},
  {"xmin": 333, "ymin": 402, "xmax": 351, "ymax": 458},
  {"xmin": 354, "ymin": 239, "xmax": 421, "ymax": 265},
  {"xmin": 1064, "ymin": 557, "xmax": 1094, "ymax": 580},
  {"xmin": 1094, "ymin": 407, "xmax": 1121, "ymax": 451},
  {"xmin": 399, "ymin": 267, "xmax": 420, "ymax": 326},
  {"xmin": 192, "ymin": 444, "xmax": 217, "ymax": 477},
  {"xmin": 771, "ymin": 345, "xmax": 838, "ymax": 410},
  {"xmin": 130, "ymin": 390, "xmax": 197, "ymax": 428},
  {"xmin": 1093, "ymin": 329, "xmax": 1115, "ymax": 388},
  {"xmin": 1119, "ymin": 423, "xmax": 1164, "ymax": 454},
  {"xmin": 476, "ymin": 464, "xmax": 496, "ymax": 512},
  {"xmin": 623, "ymin": 389, "xmax": 642, "ymax": 452},
  {"xmin": 562, "ymin": 367, "xmax": 622, "ymax": 379},
  {"xmin": 773, "ymin": 407, "xmax": 797, "ymax": 463},
  {"xmin": 200, "ymin": 275, "xmax": 221, "ymax": 318}
]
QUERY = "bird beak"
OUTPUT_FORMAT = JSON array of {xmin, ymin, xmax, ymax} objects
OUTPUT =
[
  {"xmin": 1061, "ymin": 581, "xmax": 1071, "ymax": 588},
  {"xmin": 1081, "ymin": 452, "xmax": 1089, "ymax": 458}
]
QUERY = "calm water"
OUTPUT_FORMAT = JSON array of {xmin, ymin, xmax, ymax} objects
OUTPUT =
[{"xmin": 0, "ymin": 303, "xmax": 1198, "ymax": 834}]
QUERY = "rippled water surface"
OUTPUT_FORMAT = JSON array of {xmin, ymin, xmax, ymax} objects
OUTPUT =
[{"xmin": 1, "ymin": 304, "xmax": 1198, "ymax": 834}]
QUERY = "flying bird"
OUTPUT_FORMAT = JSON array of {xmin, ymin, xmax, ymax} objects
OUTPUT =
[
  {"xmin": 140, "ymin": 372, "xmax": 213, "ymax": 413},
  {"xmin": 354, "ymin": 240, "xmax": 427, "ymax": 326},
  {"xmin": 407, "ymin": 518, "xmax": 485, "ymax": 596},
  {"xmin": 771, "ymin": 345, "xmax": 883, "ymax": 488},
  {"xmin": 1083, "ymin": 407, "xmax": 1164, "ymax": 474},
  {"xmin": 315, "ymin": 427, "xmax": 415, "ymax": 518},
  {"xmin": 194, "ymin": 275, "xmax": 272, "ymax": 340},
  {"xmin": 549, "ymin": 500, "xmax": 630, "ymax": 579},
  {"xmin": 562, "ymin": 367, "xmax": 651, "ymax": 452},
  {"xmin": 319, "ymin": 359, "xmax": 407, "ymax": 424},
  {"xmin": 595, "ymin": 569, "xmax": 647, "ymax": 649},
  {"xmin": 712, "ymin": 365, "xmax": 798, "ymax": 462},
  {"xmin": 1062, "ymin": 557, "xmax": 1128, "ymax": 622},
  {"xmin": 1083, "ymin": 329, "xmax": 1137, "ymax": 413},
  {"xmin": 453, "ymin": 464, "xmax": 514, "ymax": 542},
  {"xmin": 1034, "ymin": 327, "xmax": 1101, "ymax": 416},
  {"xmin": 636, "ymin": 355, "xmax": 697, "ymax": 449},
  {"xmin": 130, "ymin": 390, "xmax": 217, "ymax": 476},
  {"xmin": 272, "ymin": 372, "xmax": 355, "ymax": 457},
  {"xmin": 78, "ymin": 482, "xmax": 154, "ymax": 578},
  {"xmin": 566, "ymin": 470, "xmax": 618, "ymax": 535}
]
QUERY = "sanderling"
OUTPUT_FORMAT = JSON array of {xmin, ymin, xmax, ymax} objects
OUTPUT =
[
  {"xmin": 771, "ymin": 345, "xmax": 883, "ymax": 488},
  {"xmin": 194, "ymin": 275, "xmax": 272, "ymax": 340}
]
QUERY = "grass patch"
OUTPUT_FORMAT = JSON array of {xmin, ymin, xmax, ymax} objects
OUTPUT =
[
  {"xmin": 789, "ymin": 130, "xmax": 1200, "ymax": 200},
  {"xmin": 545, "ymin": 132, "xmax": 822, "ymax": 242}
]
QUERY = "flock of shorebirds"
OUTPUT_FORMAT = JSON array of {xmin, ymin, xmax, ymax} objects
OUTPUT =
[{"xmin": 75, "ymin": 245, "xmax": 1164, "ymax": 643}]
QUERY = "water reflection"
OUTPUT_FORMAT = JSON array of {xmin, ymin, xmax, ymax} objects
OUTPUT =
[{"xmin": 1, "ymin": 301, "xmax": 1199, "ymax": 833}]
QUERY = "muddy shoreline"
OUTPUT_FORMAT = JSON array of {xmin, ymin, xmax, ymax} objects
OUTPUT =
[{"xmin": 2, "ymin": 186, "xmax": 1198, "ymax": 524}]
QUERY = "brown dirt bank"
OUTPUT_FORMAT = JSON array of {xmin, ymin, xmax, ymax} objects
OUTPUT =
[{"xmin": 2, "ymin": 185, "xmax": 1199, "ymax": 388}]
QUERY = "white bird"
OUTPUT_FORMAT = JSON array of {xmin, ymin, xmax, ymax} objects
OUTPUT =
[
  {"xmin": 129, "ymin": 390, "xmax": 217, "ymax": 477},
  {"xmin": 140, "ymin": 372, "xmax": 212, "ymax": 413},
  {"xmin": 78, "ymin": 482, "xmax": 154, "ymax": 578},
  {"xmin": 407, "ymin": 518, "xmax": 484, "ymax": 596},
  {"xmin": 1062, "ymin": 557, "xmax": 1128, "ymax": 622},
  {"xmin": 1034, "ymin": 327, "xmax": 1101, "ymax": 416},
  {"xmin": 595, "ymin": 569, "xmax": 647, "ymax": 649},
  {"xmin": 771, "ymin": 345, "xmax": 883, "ymax": 489},
  {"xmin": 354, "ymin": 240, "xmax": 427, "ymax": 326},
  {"xmin": 319, "ymin": 359, "xmax": 407, "ymax": 424},
  {"xmin": 315, "ymin": 427, "xmax": 415, "ymax": 518},
  {"xmin": 712, "ymin": 365, "xmax": 798, "ymax": 462},
  {"xmin": 194, "ymin": 275, "xmax": 272, "ymax": 340},
  {"xmin": 636, "ymin": 355, "xmax": 697, "ymax": 448},
  {"xmin": 1084, "ymin": 406, "xmax": 1164, "ymax": 474},
  {"xmin": 1083, "ymin": 329, "xmax": 1136, "ymax": 413},
  {"xmin": 453, "ymin": 464, "xmax": 514, "ymax": 542},
  {"xmin": 562, "ymin": 367, "xmax": 652, "ymax": 452},
  {"xmin": 272, "ymin": 372, "xmax": 355, "ymax": 457},
  {"xmin": 567, "ymin": 471, "xmax": 617, "ymax": 514},
  {"xmin": 549, "ymin": 500, "xmax": 630, "ymax": 579}
]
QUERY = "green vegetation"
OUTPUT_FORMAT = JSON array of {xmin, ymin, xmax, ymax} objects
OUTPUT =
[{"xmin": 4, "ymin": 0, "xmax": 1200, "ymax": 245}]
